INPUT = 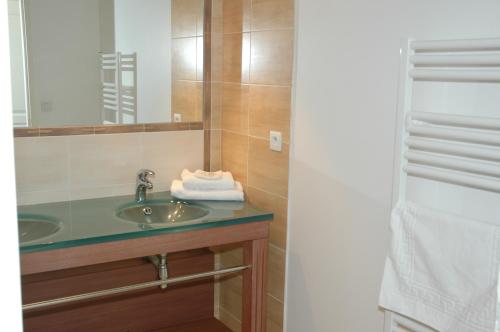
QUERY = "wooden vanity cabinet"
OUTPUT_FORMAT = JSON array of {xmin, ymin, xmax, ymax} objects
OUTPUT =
[
  {"xmin": 22, "ymin": 249, "xmax": 230, "ymax": 332},
  {"xmin": 20, "ymin": 221, "xmax": 270, "ymax": 332}
]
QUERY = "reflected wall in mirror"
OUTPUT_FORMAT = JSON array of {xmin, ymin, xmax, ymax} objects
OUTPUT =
[{"xmin": 8, "ymin": 0, "xmax": 205, "ymax": 128}]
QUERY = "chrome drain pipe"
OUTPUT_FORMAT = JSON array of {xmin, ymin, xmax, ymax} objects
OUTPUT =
[
  {"xmin": 159, "ymin": 254, "xmax": 168, "ymax": 290},
  {"xmin": 23, "ymin": 264, "xmax": 250, "ymax": 311},
  {"xmin": 147, "ymin": 253, "xmax": 168, "ymax": 289}
]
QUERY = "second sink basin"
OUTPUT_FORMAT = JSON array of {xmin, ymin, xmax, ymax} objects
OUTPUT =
[
  {"xmin": 116, "ymin": 199, "xmax": 209, "ymax": 225},
  {"xmin": 18, "ymin": 214, "xmax": 62, "ymax": 244}
]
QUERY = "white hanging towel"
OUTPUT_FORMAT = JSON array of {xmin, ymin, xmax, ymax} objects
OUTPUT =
[
  {"xmin": 181, "ymin": 169, "xmax": 235, "ymax": 191},
  {"xmin": 379, "ymin": 201, "xmax": 500, "ymax": 332},
  {"xmin": 171, "ymin": 179, "xmax": 244, "ymax": 201}
]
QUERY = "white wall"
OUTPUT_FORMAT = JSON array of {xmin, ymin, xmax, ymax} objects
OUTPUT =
[
  {"xmin": 25, "ymin": 0, "xmax": 103, "ymax": 127},
  {"xmin": 114, "ymin": 0, "xmax": 172, "ymax": 123},
  {"xmin": 286, "ymin": 1, "xmax": 500, "ymax": 331}
]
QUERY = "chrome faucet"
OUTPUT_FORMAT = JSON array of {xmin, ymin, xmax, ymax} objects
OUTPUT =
[{"xmin": 135, "ymin": 169, "xmax": 155, "ymax": 203}]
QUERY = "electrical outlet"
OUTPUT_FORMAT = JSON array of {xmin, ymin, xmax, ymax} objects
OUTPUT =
[
  {"xmin": 270, "ymin": 131, "xmax": 282, "ymax": 152},
  {"xmin": 174, "ymin": 113, "xmax": 182, "ymax": 122}
]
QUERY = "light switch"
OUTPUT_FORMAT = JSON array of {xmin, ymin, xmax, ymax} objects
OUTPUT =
[
  {"xmin": 270, "ymin": 131, "xmax": 282, "ymax": 152},
  {"xmin": 174, "ymin": 113, "xmax": 182, "ymax": 122}
]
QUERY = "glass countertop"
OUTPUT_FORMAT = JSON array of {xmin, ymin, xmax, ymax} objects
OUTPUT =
[{"xmin": 18, "ymin": 191, "xmax": 273, "ymax": 254}]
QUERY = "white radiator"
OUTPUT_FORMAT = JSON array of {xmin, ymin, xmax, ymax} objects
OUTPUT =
[
  {"xmin": 100, "ymin": 52, "xmax": 137, "ymax": 124},
  {"xmin": 384, "ymin": 36, "xmax": 500, "ymax": 332}
]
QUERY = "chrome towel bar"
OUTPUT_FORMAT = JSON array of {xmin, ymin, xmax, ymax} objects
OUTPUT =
[{"xmin": 23, "ymin": 264, "xmax": 250, "ymax": 311}]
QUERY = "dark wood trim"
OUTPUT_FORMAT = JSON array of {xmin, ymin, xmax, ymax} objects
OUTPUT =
[
  {"xmin": 144, "ymin": 122, "xmax": 190, "ymax": 132},
  {"xmin": 94, "ymin": 124, "xmax": 145, "ymax": 134},
  {"xmin": 13, "ymin": 128, "xmax": 40, "ymax": 137},
  {"xmin": 14, "ymin": 122, "xmax": 204, "ymax": 137},
  {"xmin": 242, "ymin": 239, "xmax": 268, "ymax": 332},
  {"xmin": 21, "ymin": 221, "xmax": 270, "ymax": 276},
  {"xmin": 190, "ymin": 122, "xmax": 204, "ymax": 130},
  {"xmin": 38, "ymin": 126, "xmax": 95, "ymax": 136}
]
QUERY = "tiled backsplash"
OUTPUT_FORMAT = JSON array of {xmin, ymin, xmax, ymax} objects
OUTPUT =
[{"xmin": 14, "ymin": 130, "xmax": 204, "ymax": 205}]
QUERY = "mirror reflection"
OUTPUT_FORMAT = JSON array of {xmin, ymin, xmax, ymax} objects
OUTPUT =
[{"xmin": 8, "ymin": 0, "xmax": 205, "ymax": 127}]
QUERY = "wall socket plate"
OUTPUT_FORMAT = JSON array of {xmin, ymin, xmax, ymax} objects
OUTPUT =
[
  {"xmin": 173, "ymin": 113, "xmax": 182, "ymax": 122},
  {"xmin": 270, "ymin": 131, "xmax": 282, "ymax": 152}
]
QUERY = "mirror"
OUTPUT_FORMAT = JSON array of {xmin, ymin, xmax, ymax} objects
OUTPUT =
[{"xmin": 8, "ymin": 0, "xmax": 205, "ymax": 128}]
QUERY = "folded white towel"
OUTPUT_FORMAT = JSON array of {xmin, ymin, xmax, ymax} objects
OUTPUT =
[
  {"xmin": 193, "ymin": 169, "xmax": 223, "ymax": 180},
  {"xmin": 379, "ymin": 201, "xmax": 500, "ymax": 332},
  {"xmin": 171, "ymin": 179, "xmax": 244, "ymax": 201},
  {"xmin": 181, "ymin": 169, "xmax": 235, "ymax": 191}
]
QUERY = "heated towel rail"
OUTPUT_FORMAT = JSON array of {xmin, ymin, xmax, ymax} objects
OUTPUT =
[
  {"xmin": 100, "ymin": 52, "xmax": 137, "ymax": 124},
  {"xmin": 385, "ymin": 36, "xmax": 500, "ymax": 332},
  {"xmin": 404, "ymin": 111, "xmax": 500, "ymax": 193},
  {"xmin": 394, "ymin": 37, "xmax": 500, "ymax": 197}
]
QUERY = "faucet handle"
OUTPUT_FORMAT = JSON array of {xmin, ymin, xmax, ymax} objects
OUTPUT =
[{"xmin": 138, "ymin": 169, "xmax": 155, "ymax": 181}]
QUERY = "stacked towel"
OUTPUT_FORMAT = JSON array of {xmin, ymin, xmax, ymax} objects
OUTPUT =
[
  {"xmin": 171, "ymin": 169, "xmax": 244, "ymax": 201},
  {"xmin": 181, "ymin": 169, "xmax": 235, "ymax": 190},
  {"xmin": 192, "ymin": 169, "xmax": 223, "ymax": 180},
  {"xmin": 171, "ymin": 180, "xmax": 244, "ymax": 201}
]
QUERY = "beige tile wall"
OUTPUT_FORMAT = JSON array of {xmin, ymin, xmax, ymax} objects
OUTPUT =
[
  {"xmin": 211, "ymin": 0, "xmax": 294, "ymax": 331},
  {"xmin": 171, "ymin": 0, "xmax": 205, "ymax": 122},
  {"xmin": 15, "ymin": 130, "xmax": 204, "ymax": 205}
]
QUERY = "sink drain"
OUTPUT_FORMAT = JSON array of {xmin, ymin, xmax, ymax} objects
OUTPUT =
[{"xmin": 142, "ymin": 207, "xmax": 153, "ymax": 215}]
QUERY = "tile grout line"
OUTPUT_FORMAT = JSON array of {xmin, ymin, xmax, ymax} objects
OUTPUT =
[
  {"xmin": 222, "ymin": 27, "xmax": 294, "ymax": 36},
  {"xmin": 212, "ymin": 81, "xmax": 293, "ymax": 88},
  {"xmin": 221, "ymin": 128, "xmax": 290, "ymax": 145},
  {"xmin": 268, "ymin": 292, "xmax": 285, "ymax": 305},
  {"xmin": 246, "ymin": 8, "xmax": 252, "ymax": 188},
  {"xmin": 247, "ymin": 184, "xmax": 288, "ymax": 201}
]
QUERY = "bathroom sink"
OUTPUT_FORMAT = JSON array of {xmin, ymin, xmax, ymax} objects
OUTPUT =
[
  {"xmin": 18, "ymin": 214, "xmax": 62, "ymax": 244},
  {"xmin": 116, "ymin": 199, "xmax": 209, "ymax": 225}
]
